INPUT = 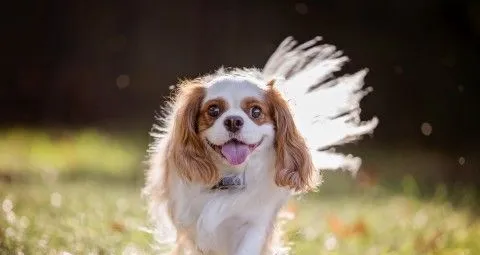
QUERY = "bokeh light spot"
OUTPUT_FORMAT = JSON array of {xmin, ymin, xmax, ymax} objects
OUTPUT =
[
  {"xmin": 324, "ymin": 234, "xmax": 338, "ymax": 251},
  {"xmin": 51, "ymin": 192, "xmax": 62, "ymax": 208},
  {"xmin": 5, "ymin": 227, "xmax": 15, "ymax": 238},
  {"xmin": 394, "ymin": 65, "xmax": 404, "ymax": 75},
  {"xmin": 6, "ymin": 211, "xmax": 16, "ymax": 224},
  {"xmin": 116, "ymin": 75, "xmax": 130, "ymax": 89},
  {"xmin": 421, "ymin": 122, "xmax": 432, "ymax": 136},
  {"xmin": 295, "ymin": 3, "xmax": 308, "ymax": 15},
  {"xmin": 2, "ymin": 198, "xmax": 13, "ymax": 213}
]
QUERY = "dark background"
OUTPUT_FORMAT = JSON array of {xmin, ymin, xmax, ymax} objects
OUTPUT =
[{"xmin": 1, "ymin": 0, "xmax": 479, "ymax": 186}]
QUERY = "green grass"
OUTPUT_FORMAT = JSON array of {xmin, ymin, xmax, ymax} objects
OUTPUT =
[
  {"xmin": 286, "ymin": 192, "xmax": 480, "ymax": 254},
  {"xmin": 0, "ymin": 128, "xmax": 144, "ymax": 181},
  {"xmin": 0, "ymin": 182, "xmax": 153, "ymax": 254},
  {"xmin": 1, "ymin": 129, "xmax": 479, "ymax": 254}
]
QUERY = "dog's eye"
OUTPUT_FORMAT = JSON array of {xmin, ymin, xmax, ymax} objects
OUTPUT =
[
  {"xmin": 250, "ymin": 106, "xmax": 262, "ymax": 119},
  {"xmin": 208, "ymin": 105, "xmax": 221, "ymax": 117}
]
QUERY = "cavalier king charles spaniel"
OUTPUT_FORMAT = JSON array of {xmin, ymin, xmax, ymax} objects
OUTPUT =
[{"xmin": 144, "ymin": 37, "xmax": 378, "ymax": 255}]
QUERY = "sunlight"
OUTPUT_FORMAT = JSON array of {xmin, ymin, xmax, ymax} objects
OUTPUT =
[{"xmin": 263, "ymin": 37, "xmax": 378, "ymax": 177}]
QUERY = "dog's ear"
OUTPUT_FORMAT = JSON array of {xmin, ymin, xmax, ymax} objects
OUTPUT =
[
  {"xmin": 167, "ymin": 81, "xmax": 219, "ymax": 185},
  {"xmin": 266, "ymin": 81, "xmax": 317, "ymax": 192}
]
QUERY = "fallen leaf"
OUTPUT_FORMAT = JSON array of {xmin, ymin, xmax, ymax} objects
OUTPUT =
[
  {"xmin": 111, "ymin": 221, "xmax": 125, "ymax": 233},
  {"xmin": 327, "ymin": 215, "xmax": 368, "ymax": 238}
]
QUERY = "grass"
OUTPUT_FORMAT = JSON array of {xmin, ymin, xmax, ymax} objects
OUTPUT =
[
  {"xmin": 0, "ymin": 182, "xmax": 152, "ymax": 254},
  {"xmin": 1, "ymin": 129, "xmax": 479, "ymax": 254},
  {"xmin": 286, "ymin": 192, "xmax": 480, "ymax": 254},
  {"xmin": 0, "ymin": 128, "xmax": 144, "ymax": 181}
]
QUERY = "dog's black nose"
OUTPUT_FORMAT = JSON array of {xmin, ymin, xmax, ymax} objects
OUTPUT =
[{"xmin": 224, "ymin": 116, "xmax": 244, "ymax": 133}]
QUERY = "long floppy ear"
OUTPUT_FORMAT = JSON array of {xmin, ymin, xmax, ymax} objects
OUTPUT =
[
  {"xmin": 266, "ymin": 80, "xmax": 317, "ymax": 192},
  {"xmin": 167, "ymin": 81, "xmax": 219, "ymax": 185}
]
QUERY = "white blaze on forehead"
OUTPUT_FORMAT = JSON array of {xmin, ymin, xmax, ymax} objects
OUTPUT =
[{"xmin": 204, "ymin": 77, "xmax": 266, "ymax": 106}]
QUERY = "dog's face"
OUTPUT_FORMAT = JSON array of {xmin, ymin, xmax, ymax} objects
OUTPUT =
[
  {"xmin": 199, "ymin": 77, "xmax": 275, "ymax": 167},
  {"xmin": 167, "ymin": 73, "xmax": 315, "ymax": 191}
]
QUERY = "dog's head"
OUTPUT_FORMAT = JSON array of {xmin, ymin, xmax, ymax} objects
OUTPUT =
[{"xmin": 166, "ymin": 71, "xmax": 315, "ymax": 191}]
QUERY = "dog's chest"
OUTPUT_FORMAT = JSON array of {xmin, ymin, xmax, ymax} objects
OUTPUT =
[
  {"xmin": 176, "ymin": 186, "xmax": 286, "ymax": 254},
  {"xmin": 171, "ymin": 173, "xmax": 285, "ymax": 225},
  {"xmin": 173, "ymin": 184, "xmax": 263, "ymax": 226}
]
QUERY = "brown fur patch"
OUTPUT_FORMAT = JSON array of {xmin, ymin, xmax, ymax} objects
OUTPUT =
[
  {"xmin": 241, "ymin": 97, "xmax": 273, "ymax": 125},
  {"xmin": 166, "ymin": 80, "xmax": 219, "ymax": 185},
  {"xmin": 265, "ymin": 85, "xmax": 317, "ymax": 192},
  {"xmin": 198, "ymin": 98, "xmax": 229, "ymax": 132}
]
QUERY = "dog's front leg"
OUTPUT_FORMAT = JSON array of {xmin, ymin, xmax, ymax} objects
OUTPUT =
[{"xmin": 233, "ymin": 222, "xmax": 272, "ymax": 255}]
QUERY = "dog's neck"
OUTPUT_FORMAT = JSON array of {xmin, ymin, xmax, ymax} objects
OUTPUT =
[{"xmin": 210, "ymin": 171, "xmax": 246, "ymax": 190}]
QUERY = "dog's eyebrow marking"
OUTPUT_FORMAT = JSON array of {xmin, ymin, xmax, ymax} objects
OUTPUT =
[{"xmin": 202, "ymin": 98, "xmax": 229, "ymax": 115}]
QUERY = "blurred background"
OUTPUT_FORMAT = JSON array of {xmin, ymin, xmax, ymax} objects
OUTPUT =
[{"xmin": 1, "ymin": 0, "xmax": 480, "ymax": 254}]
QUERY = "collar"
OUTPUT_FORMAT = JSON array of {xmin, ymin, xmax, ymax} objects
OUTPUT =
[{"xmin": 211, "ymin": 172, "xmax": 246, "ymax": 190}]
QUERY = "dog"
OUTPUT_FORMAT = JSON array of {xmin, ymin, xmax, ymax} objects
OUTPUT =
[{"xmin": 143, "ymin": 36, "xmax": 378, "ymax": 255}]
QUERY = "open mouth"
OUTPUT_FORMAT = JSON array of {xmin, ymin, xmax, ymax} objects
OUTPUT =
[{"xmin": 206, "ymin": 138, "xmax": 263, "ymax": 166}]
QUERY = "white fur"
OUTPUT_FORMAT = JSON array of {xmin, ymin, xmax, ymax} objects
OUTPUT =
[{"xmin": 144, "ymin": 36, "xmax": 378, "ymax": 255}]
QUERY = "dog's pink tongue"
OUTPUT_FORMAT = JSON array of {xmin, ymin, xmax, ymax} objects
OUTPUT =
[{"xmin": 221, "ymin": 141, "xmax": 250, "ymax": 165}]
